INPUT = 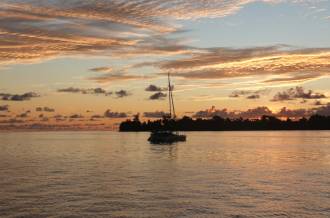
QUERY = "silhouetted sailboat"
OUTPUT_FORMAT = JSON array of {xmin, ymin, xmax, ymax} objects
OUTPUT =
[{"xmin": 148, "ymin": 73, "xmax": 186, "ymax": 144}]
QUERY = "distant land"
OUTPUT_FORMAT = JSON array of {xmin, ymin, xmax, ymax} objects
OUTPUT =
[{"xmin": 119, "ymin": 115, "xmax": 330, "ymax": 132}]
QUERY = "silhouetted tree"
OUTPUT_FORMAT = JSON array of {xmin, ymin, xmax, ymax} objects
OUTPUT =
[{"xmin": 119, "ymin": 114, "xmax": 330, "ymax": 132}]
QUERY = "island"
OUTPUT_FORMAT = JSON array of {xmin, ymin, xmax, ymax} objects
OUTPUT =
[{"xmin": 120, "ymin": 114, "xmax": 330, "ymax": 132}]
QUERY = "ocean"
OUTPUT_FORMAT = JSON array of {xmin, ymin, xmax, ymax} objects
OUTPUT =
[{"xmin": 0, "ymin": 131, "xmax": 330, "ymax": 217}]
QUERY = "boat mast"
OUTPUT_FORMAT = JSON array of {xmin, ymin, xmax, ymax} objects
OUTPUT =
[
  {"xmin": 168, "ymin": 72, "xmax": 172, "ymax": 118},
  {"xmin": 168, "ymin": 72, "xmax": 176, "ymax": 119},
  {"xmin": 170, "ymin": 81, "xmax": 176, "ymax": 119}
]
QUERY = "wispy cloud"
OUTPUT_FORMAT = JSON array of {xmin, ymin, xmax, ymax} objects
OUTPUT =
[
  {"xmin": 89, "ymin": 72, "xmax": 149, "ymax": 83},
  {"xmin": 154, "ymin": 46, "xmax": 330, "ymax": 84},
  {"xmin": 229, "ymin": 89, "xmax": 270, "ymax": 98},
  {"xmin": 0, "ymin": 0, "xmax": 246, "ymax": 65},
  {"xmin": 57, "ymin": 87, "xmax": 133, "ymax": 98},
  {"xmin": 0, "ymin": 0, "xmax": 321, "ymax": 66},
  {"xmin": 90, "ymin": 67, "xmax": 113, "ymax": 73},
  {"xmin": 58, "ymin": 87, "xmax": 112, "ymax": 96}
]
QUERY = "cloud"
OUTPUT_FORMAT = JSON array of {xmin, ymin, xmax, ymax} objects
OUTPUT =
[
  {"xmin": 104, "ymin": 110, "xmax": 127, "ymax": 118},
  {"xmin": 58, "ymin": 87, "xmax": 131, "ymax": 98},
  {"xmin": 229, "ymin": 90, "xmax": 252, "ymax": 98},
  {"xmin": 314, "ymin": 103, "xmax": 330, "ymax": 116},
  {"xmin": 69, "ymin": 114, "xmax": 84, "ymax": 119},
  {"xmin": 193, "ymin": 105, "xmax": 274, "ymax": 119},
  {"xmin": 90, "ymin": 73, "xmax": 146, "ymax": 83},
  {"xmin": 238, "ymin": 107, "xmax": 273, "ymax": 119},
  {"xmin": 145, "ymin": 84, "xmax": 167, "ymax": 92},
  {"xmin": 53, "ymin": 114, "xmax": 63, "ymax": 119},
  {"xmin": 0, "ymin": 118, "xmax": 24, "ymax": 124},
  {"xmin": 143, "ymin": 111, "xmax": 168, "ymax": 118},
  {"xmin": 229, "ymin": 89, "xmax": 268, "ymax": 98},
  {"xmin": 1, "ymin": 1, "xmax": 321, "ymax": 66},
  {"xmin": 0, "ymin": 105, "xmax": 9, "ymax": 112},
  {"xmin": 193, "ymin": 106, "xmax": 235, "ymax": 118},
  {"xmin": 91, "ymin": 115, "xmax": 104, "ymax": 119},
  {"xmin": 53, "ymin": 114, "xmax": 67, "ymax": 122},
  {"xmin": 276, "ymin": 107, "xmax": 311, "ymax": 118},
  {"xmin": 246, "ymin": 94, "xmax": 260, "ymax": 99},
  {"xmin": 58, "ymin": 87, "xmax": 112, "ymax": 96},
  {"xmin": 93, "ymin": 88, "xmax": 111, "ymax": 95},
  {"xmin": 155, "ymin": 46, "xmax": 330, "ymax": 84},
  {"xmin": 272, "ymin": 86, "xmax": 326, "ymax": 101},
  {"xmin": 90, "ymin": 67, "xmax": 113, "ymax": 73},
  {"xmin": 40, "ymin": 117, "xmax": 49, "ymax": 122},
  {"xmin": 313, "ymin": 100, "xmax": 325, "ymax": 106},
  {"xmin": 16, "ymin": 111, "xmax": 31, "ymax": 118},
  {"xmin": 36, "ymin": 106, "xmax": 55, "ymax": 112},
  {"xmin": 57, "ymin": 87, "xmax": 81, "ymax": 93},
  {"xmin": 192, "ymin": 103, "xmax": 330, "ymax": 119},
  {"xmin": 0, "ymin": 0, "xmax": 220, "ymax": 65},
  {"xmin": 0, "ymin": 92, "xmax": 39, "ymax": 101},
  {"xmin": 149, "ymin": 92, "xmax": 167, "ymax": 100},
  {"xmin": 115, "ymin": 90, "xmax": 130, "ymax": 98}
]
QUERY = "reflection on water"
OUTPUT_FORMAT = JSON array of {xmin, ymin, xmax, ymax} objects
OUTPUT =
[{"xmin": 0, "ymin": 131, "xmax": 330, "ymax": 217}]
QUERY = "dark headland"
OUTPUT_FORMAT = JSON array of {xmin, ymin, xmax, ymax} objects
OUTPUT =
[{"xmin": 119, "ymin": 114, "xmax": 330, "ymax": 132}]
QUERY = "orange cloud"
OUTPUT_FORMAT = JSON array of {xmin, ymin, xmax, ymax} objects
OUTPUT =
[
  {"xmin": 89, "ymin": 73, "xmax": 150, "ymax": 83},
  {"xmin": 0, "ymin": 0, "xmax": 319, "ymax": 66},
  {"xmin": 151, "ymin": 46, "xmax": 330, "ymax": 84}
]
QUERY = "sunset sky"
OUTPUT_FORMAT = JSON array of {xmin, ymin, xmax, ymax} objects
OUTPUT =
[{"xmin": 0, "ymin": 0, "xmax": 330, "ymax": 130}]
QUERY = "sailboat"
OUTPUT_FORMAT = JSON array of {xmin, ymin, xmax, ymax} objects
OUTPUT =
[{"xmin": 148, "ymin": 73, "xmax": 186, "ymax": 144}]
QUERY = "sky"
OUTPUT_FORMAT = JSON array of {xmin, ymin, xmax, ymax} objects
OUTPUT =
[{"xmin": 0, "ymin": 0, "xmax": 330, "ymax": 130}]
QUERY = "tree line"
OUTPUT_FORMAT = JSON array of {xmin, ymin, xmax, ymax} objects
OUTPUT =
[{"xmin": 119, "ymin": 114, "xmax": 330, "ymax": 131}]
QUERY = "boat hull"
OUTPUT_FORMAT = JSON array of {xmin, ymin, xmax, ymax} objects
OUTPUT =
[{"xmin": 148, "ymin": 132, "xmax": 186, "ymax": 144}]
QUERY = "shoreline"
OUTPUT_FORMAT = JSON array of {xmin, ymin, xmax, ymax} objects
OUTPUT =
[{"xmin": 1, "ymin": 129, "xmax": 330, "ymax": 133}]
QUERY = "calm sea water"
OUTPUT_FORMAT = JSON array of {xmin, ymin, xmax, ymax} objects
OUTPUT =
[{"xmin": 0, "ymin": 131, "xmax": 330, "ymax": 218}]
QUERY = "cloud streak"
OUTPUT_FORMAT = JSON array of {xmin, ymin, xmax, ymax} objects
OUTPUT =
[
  {"xmin": 89, "ymin": 72, "xmax": 147, "ymax": 83},
  {"xmin": 153, "ymin": 46, "xmax": 330, "ymax": 84},
  {"xmin": 58, "ymin": 87, "xmax": 112, "ymax": 96},
  {"xmin": 0, "ymin": 0, "xmax": 248, "ymax": 65},
  {"xmin": 1, "ymin": 0, "xmax": 320, "ymax": 66},
  {"xmin": 229, "ymin": 89, "xmax": 269, "ymax": 98}
]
